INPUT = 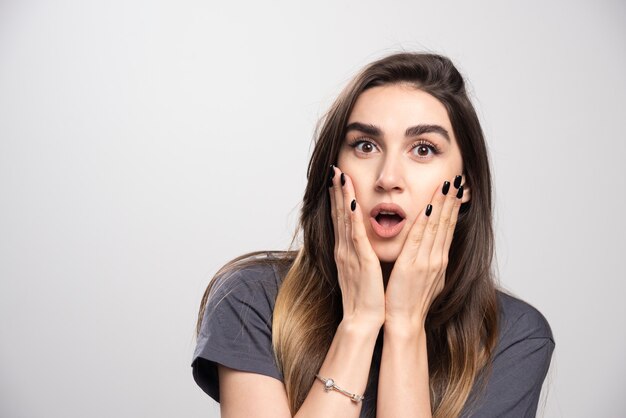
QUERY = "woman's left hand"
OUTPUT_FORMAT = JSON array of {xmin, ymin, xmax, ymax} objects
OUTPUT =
[{"xmin": 384, "ymin": 177, "xmax": 464, "ymax": 330}]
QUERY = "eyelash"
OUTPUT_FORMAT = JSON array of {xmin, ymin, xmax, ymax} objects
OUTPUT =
[
  {"xmin": 411, "ymin": 140, "xmax": 442, "ymax": 156},
  {"xmin": 347, "ymin": 137, "xmax": 442, "ymax": 157}
]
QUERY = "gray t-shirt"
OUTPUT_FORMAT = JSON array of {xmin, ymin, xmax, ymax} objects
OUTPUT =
[{"xmin": 192, "ymin": 260, "xmax": 554, "ymax": 417}]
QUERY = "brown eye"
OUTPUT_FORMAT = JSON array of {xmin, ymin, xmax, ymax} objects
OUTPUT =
[
  {"xmin": 355, "ymin": 141, "xmax": 376, "ymax": 153},
  {"xmin": 412, "ymin": 142, "xmax": 437, "ymax": 158},
  {"xmin": 416, "ymin": 145, "xmax": 430, "ymax": 156}
]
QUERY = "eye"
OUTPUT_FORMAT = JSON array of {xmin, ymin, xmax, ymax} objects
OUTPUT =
[
  {"xmin": 348, "ymin": 139, "xmax": 379, "ymax": 155},
  {"xmin": 411, "ymin": 141, "xmax": 441, "ymax": 159},
  {"xmin": 414, "ymin": 144, "xmax": 432, "ymax": 157},
  {"xmin": 356, "ymin": 141, "xmax": 376, "ymax": 153}
]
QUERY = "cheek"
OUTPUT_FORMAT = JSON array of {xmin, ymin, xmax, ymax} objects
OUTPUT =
[
  {"xmin": 336, "ymin": 148, "xmax": 350, "ymax": 169},
  {"xmin": 406, "ymin": 165, "xmax": 460, "ymax": 211},
  {"xmin": 409, "ymin": 167, "xmax": 443, "ymax": 193},
  {"xmin": 337, "ymin": 153, "xmax": 368, "ymax": 190}
]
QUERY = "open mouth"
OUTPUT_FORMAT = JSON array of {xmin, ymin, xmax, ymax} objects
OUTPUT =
[
  {"xmin": 370, "ymin": 203, "xmax": 407, "ymax": 238},
  {"xmin": 375, "ymin": 211, "xmax": 405, "ymax": 228}
]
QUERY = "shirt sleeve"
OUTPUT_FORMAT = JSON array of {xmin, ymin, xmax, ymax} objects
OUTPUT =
[
  {"xmin": 462, "ymin": 296, "xmax": 555, "ymax": 417},
  {"xmin": 191, "ymin": 264, "xmax": 283, "ymax": 402}
]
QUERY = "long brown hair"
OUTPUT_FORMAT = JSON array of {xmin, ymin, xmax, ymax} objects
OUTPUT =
[{"xmin": 198, "ymin": 52, "xmax": 499, "ymax": 417}]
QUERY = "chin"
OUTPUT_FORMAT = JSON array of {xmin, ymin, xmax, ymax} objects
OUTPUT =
[{"xmin": 372, "ymin": 245, "xmax": 401, "ymax": 263}]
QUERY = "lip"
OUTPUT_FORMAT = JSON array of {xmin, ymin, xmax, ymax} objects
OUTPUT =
[{"xmin": 369, "ymin": 203, "xmax": 407, "ymax": 239}]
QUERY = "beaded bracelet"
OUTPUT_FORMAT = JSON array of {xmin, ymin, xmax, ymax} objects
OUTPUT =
[{"xmin": 315, "ymin": 374, "xmax": 365, "ymax": 403}]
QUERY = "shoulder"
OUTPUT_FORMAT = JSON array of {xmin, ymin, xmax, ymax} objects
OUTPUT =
[
  {"xmin": 192, "ymin": 251, "xmax": 294, "ymax": 401},
  {"xmin": 205, "ymin": 252, "xmax": 292, "ymax": 312},
  {"xmin": 495, "ymin": 289, "xmax": 555, "ymax": 351},
  {"xmin": 460, "ymin": 290, "xmax": 555, "ymax": 416},
  {"xmin": 494, "ymin": 290, "xmax": 555, "ymax": 363}
]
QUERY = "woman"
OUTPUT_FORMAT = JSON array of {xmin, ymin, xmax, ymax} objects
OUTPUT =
[{"xmin": 192, "ymin": 52, "xmax": 554, "ymax": 417}]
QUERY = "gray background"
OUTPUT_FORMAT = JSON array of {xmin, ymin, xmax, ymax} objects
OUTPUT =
[{"xmin": 1, "ymin": 0, "xmax": 624, "ymax": 417}]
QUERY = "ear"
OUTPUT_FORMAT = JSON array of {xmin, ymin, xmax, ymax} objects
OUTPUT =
[{"xmin": 461, "ymin": 175, "xmax": 471, "ymax": 204}]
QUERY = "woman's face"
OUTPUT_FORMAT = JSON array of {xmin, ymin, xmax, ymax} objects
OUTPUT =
[{"xmin": 337, "ymin": 83, "xmax": 470, "ymax": 263}]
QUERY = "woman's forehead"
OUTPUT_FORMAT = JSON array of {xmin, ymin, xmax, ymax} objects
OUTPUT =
[{"xmin": 347, "ymin": 85, "xmax": 453, "ymax": 135}]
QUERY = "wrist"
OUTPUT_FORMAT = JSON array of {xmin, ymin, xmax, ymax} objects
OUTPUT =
[
  {"xmin": 339, "ymin": 316, "xmax": 383, "ymax": 338},
  {"xmin": 383, "ymin": 316, "xmax": 426, "ymax": 340}
]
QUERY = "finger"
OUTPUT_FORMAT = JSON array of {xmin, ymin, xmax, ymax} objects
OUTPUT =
[
  {"xmin": 431, "ymin": 176, "xmax": 462, "ymax": 262},
  {"xmin": 341, "ymin": 173, "xmax": 375, "ymax": 262},
  {"xmin": 333, "ymin": 168, "xmax": 346, "ymax": 221},
  {"xmin": 328, "ymin": 165, "xmax": 340, "ymax": 247},
  {"xmin": 340, "ymin": 171, "xmax": 355, "ymax": 257},
  {"xmin": 332, "ymin": 167, "xmax": 348, "ymax": 259},
  {"xmin": 415, "ymin": 180, "xmax": 450, "ymax": 263},
  {"xmin": 396, "ymin": 201, "xmax": 432, "ymax": 265},
  {"xmin": 441, "ymin": 176, "xmax": 465, "ymax": 259}
]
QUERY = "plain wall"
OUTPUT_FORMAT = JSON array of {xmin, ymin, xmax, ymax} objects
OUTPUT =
[{"xmin": 1, "ymin": 0, "xmax": 624, "ymax": 417}]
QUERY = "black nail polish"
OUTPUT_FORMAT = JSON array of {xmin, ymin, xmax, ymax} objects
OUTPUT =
[
  {"xmin": 340, "ymin": 173, "xmax": 346, "ymax": 186},
  {"xmin": 456, "ymin": 185, "xmax": 464, "ymax": 199},
  {"xmin": 328, "ymin": 165, "xmax": 335, "ymax": 187},
  {"xmin": 442, "ymin": 181, "xmax": 450, "ymax": 195},
  {"xmin": 454, "ymin": 175, "xmax": 462, "ymax": 189},
  {"xmin": 351, "ymin": 199, "xmax": 356, "ymax": 211},
  {"xmin": 425, "ymin": 204, "xmax": 432, "ymax": 216}
]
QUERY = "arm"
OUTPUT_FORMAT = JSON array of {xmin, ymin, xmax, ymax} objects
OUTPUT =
[
  {"xmin": 376, "ymin": 324, "xmax": 431, "ymax": 417},
  {"xmin": 217, "ymin": 367, "xmax": 291, "ymax": 418},
  {"xmin": 219, "ymin": 319, "xmax": 381, "ymax": 418},
  {"xmin": 207, "ymin": 167, "xmax": 386, "ymax": 418},
  {"xmin": 377, "ymin": 177, "xmax": 465, "ymax": 417}
]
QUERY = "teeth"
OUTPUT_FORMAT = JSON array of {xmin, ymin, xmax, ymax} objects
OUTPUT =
[{"xmin": 379, "ymin": 211, "xmax": 396, "ymax": 215}]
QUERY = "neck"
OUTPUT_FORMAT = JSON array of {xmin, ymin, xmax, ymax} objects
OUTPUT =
[{"xmin": 381, "ymin": 262, "xmax": 394, "ymax": 289}]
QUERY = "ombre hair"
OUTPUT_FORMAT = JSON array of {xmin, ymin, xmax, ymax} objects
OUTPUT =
[{"xmin": 198, "ymin": 52, "xmax": 499, "ymax": 417}]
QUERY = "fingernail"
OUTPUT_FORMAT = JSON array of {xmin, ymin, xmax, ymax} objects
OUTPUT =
[
  {"xmin": 442, "ymin": 181, "xmax": 450, "ymax": 195},
  {"xmin": 351, "ymin": 199, "xmax": 356, "ymax": 211},
  {"xmin": 328, "ymin": 165, "xmax": 335, "ymax": 187},
  {"xmin": 454, "ymin": 175, "xmax": 462, "ymax": 189},
  {"xmin": 425, "ymin": 204, "xmax": 433, "ymax": 216},
  {"xmin": 340, "ymin": 173, "xmax": 346, "ymax": 186},
  {"xmin": 456, "ymin": 185, "xmax": 464, "ymax": 199}
]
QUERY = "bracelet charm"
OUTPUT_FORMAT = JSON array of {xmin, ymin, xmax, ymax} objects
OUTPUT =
[
  {"xmin": 315, "ymin": 374, "xmax": 365, "ymax": 403},
  {"xmin": 324, "ymin": 378, "xmax": 335, "ymax": 391}
]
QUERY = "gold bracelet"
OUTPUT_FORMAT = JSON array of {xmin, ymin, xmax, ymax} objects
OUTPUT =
[{"xmin": 315, "ymin": 374, "xmax": 365, "ymax": 403}]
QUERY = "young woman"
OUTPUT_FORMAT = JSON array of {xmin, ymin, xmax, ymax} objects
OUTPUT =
[{"xmin": 192, "ymin": 52, "xmax": 554, "ymax": 418}]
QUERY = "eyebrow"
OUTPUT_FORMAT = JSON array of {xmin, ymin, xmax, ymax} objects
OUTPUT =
[{"xmin": 345, "ymin": 122, "xmax": 450, "ymax": 142}]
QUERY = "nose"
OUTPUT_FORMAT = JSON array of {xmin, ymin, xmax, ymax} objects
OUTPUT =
[{"xmin": 374, "ymin": 154, "xmax": 405, "ymax": 193}]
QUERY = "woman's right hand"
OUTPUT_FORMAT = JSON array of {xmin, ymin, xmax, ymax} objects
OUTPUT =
[{"xmin": 328, "ymin": 165, "xmax": 385, "ymax": 328}]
